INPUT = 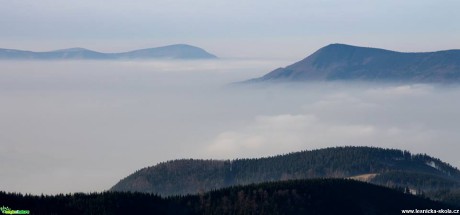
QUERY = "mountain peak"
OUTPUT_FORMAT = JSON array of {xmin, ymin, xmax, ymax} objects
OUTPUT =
[
  {"xmin": 324, "ymin": 43, "xmax": 357, "ymax": 48},
  {"xmin": 119, "ymin": 44, "xmax": 217, "ymax": 59},
  {"xmin": 165, "ymin": 44, "xmax": 198, "ymax": 48},
  {"xmin": 54, "ymin": 47, "xmax": 92, "ymax": 52},
  {"xmin": 246, "ymin": 43, "xmax": 460, "ymax": 83}
]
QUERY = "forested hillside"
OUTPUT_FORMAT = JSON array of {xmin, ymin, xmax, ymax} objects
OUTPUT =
[{"xmin": 111, "ymin": 146, "xmax": 460, "ymax": 197}]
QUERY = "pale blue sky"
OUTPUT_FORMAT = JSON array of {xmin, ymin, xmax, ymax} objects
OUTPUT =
[{"xmin": 1, "ymin": 0, "xmax": 460, "ymax": 58}]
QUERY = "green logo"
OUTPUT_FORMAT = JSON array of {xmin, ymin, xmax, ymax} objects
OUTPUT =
[{"xmin": 0, "ymin": 206, "xmax": 30, "ymax": 214}]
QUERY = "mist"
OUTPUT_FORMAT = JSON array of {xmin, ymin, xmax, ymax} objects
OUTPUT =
[{"xmin": 1, "ymin": 60, "xmax": 460, "ymax": 194}]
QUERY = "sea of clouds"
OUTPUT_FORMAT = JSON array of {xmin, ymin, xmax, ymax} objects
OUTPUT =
[{"xmin": 1, "ymin": 60, "xmax": 460, "ymax": 194}]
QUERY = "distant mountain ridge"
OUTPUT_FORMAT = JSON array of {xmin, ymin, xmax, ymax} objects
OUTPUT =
[
  {"xmin": 110, "ymin": 146, "xmax": 460, "ymax": 198},
  {"xmin": 0, "ymin": 44, "xmax": 217, "ymax": 60},
  {"xmin": 246, "ymin": 44, "xmax": 460, "ymax": 83}
]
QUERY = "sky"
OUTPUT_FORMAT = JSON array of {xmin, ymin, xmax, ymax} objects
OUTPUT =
[{"xmin": 1, "ymin": 0, "xmax": 460, "ymax": 58}]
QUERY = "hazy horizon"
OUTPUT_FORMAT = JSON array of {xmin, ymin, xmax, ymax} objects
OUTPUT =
[{"xmin": 1, "ymin": 0, "xmax": 460, "ymax": 59}]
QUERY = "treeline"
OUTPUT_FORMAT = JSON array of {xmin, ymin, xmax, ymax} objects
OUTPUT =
[
  {"xmin": 182, "ymin": 179, "xmax": 454, "ymax": 215},
  {"xmin": 1, "ymin": 179, "xmax": 455, "ymax": 215},
  {"xmin": 0, "ymin": 191, "xmax": 189, "ymax": 215}
]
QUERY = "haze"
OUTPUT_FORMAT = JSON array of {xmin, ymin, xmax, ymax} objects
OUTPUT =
[{"xmin": 1, "ymin": 60, "xmax": 460, "ymax": 194}]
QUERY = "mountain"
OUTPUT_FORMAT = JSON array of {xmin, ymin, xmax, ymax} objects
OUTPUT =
[
  {"xmin": 113, "ymin": 44, "xmax": 217, "ymax": 59},
  {"xmin": 110, "ymin": 146, "xmax": 460, "ymax": 200},
  {"xmin": 1, "ymin": 179, "xmax": 454, "ymax": 215},
  {"xmin": 0, "ymin": 44, "xmax": 217, "ymax": 60},
  {"xmin": 245, "ymin": 44, "xmax": 460, "ymax": 83}
]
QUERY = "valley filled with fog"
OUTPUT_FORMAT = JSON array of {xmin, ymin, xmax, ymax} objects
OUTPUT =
[{"xmin": 1, "ymin": 59, "xmax": 460, "ymax": 194}]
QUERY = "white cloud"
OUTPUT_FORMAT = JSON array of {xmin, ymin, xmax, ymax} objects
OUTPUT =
[
  {"xmin": 206, "ymin": 114, "xmax": 317, "ymax": 158},
  {"xmin": 206, "ymin": 111, "xmax": 443, "ymax": 160},
  {"xmin": 205, "ymin": 83, "xmax": 460, "ymax": 166},
  {"xmin": 365, "ymin": 84, "xmax": 434, "ymax": 97},
  {"xmin": 207, "ymin": 113, "xmax": 378, "ymax": 159}
]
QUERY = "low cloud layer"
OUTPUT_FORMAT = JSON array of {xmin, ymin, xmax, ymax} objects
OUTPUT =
[
  {"xmin": 1, "ymin": 60, "xmax": 460, "ymax": 194},
  {"xmin": 206, "ymin": 84, "xmax": 457, "ymax": 160}
]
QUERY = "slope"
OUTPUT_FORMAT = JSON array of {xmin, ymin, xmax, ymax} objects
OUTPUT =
[{"xmin": 246, "ymin": 43, "xmax": 460, "ymax": 83}]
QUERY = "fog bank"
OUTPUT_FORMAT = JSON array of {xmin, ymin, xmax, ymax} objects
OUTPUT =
[{"xmin": 1, "ymin": 60, "xmax": 459, "ymax": 194}]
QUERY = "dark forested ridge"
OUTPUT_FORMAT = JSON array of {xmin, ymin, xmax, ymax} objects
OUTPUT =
[
  {"xmin": 1, "ymin": 179, "xmax": 455, "ymax": 215},
  {"xmin": 0, "ymin": 44, "xmax": 217, "ymax": 60},
  {"xmin": 187, "ymin": 179, "xmax": 456, "ymax": 214},
  {"xmin": 244, "ymin": 43, "xmax": 460, "ymax": 83},
  {"xmin": 111, "ymin": 146, "xmax": 460, "ymax": 197}
]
